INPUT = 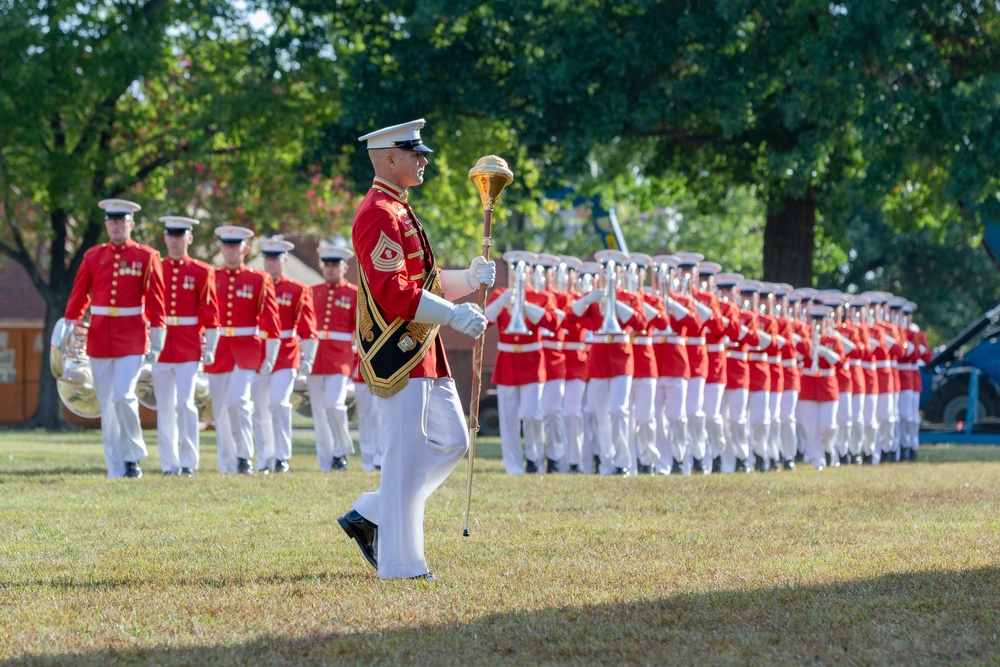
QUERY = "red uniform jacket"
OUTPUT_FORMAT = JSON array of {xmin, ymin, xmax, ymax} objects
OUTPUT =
[
  {"xmin": 689, "ymin": 289, "xmax": 725, "ymax": 380},
  {"xmin": 708, "ymin": 300, "xmax": 742, "ymax": 385},
  {"xmin": 870, "ymin": 324, "xmax": 895, "ymax": 395},
  {"xmin": 725, "ymin": 309, "xmax": 761, "ymax": 390},
  {"xmin": 312, "ymin": 279, "xmax": 358, "ymax": 376},
  {"xmin": 834, "ymin": 322, "xmax": 859, "ymax": 394},
  {"xmin": 540, "ymin": 289, "xmax": 569, "ymax": 382},
  {"xmin": 561, "ymin": 292, "xmax": 590, "ymax": 382},
  {"xmin": 65, "ymin": 239, "xmax": 166, "ymax": 358},
  {"xmin": 158, "ymin": 255, "xmax": 219, "ymax": 363},
  {"xmin": 206, "ymin": 264, "xmax": 280, "ymax": 373},
  {"xmin": 269, "ymin": 276, "xmax": 317, "ymax": 372},
  {"xmin": 777, "ymin": 317, "xmax": 803, "ymax": 393},
  {"xmin": 631, "ymin": 292, "xmax": 667, "ymax": 380},
  {"xmin": 576, "ymin": 288, "xmax": 646, "ymax": 379},
  {"xmin": 748, "ymin": 313, "xmax": 778, "ymax": 392},
  {"xmin": 653, "ymin": 292, "xmax": 701, "ymax": 379},
  {"xmin": 799, "ymin": 332, "xmax": 842, "ymax": 402},
  {"xmin": 488, "ymin": 287, "xmax": 559, "ymax": 386}
]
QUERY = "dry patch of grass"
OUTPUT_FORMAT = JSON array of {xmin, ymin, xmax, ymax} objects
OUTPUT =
[{"xmin": 0, "ymin": 430, "xmax": 998, "ymax": 665}]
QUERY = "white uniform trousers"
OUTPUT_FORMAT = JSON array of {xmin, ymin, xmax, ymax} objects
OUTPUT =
[
  {"xmin": 209, "ymin": 367, "xmax": 256, "ymax": 474},
  {"xmin": 497, "ymin": 382, "xmax": 543, "ymax": 474},
  {"xmin": 352, "ymin": 377, "xmax": 468, "ymax": 579},
  {"xmin": 581, "ymin": 383, "xmax": 598, "ymax": 474},
  {"xmin": 540, "ymin": 379, "xmax": 566, "ymax": 465},
  {"xmin": 91, "ymin": 355, "xmax": 147, "ymax": 478},
  {"xmin": 835, "ymin": 391, "xmax": 852, "ymax": 459},
  {"xmin": 849, "ymin": 392, "xmax": 865, "ymax": 457},
  {"xmin": 862, "ymin": 393, "xmax": 878, "ymax": 459},
  {"xmin": 703, "ymin": 382, "xmax": 726, "ymax": 465},
  {"xmin": 151, "ymin": 360, "xmax": 200, "ymax": 473},
  {"xmin": 630, "ymin": 377, "xmax": 660, "ymax": 467},
  {"xmin": 308, "ymin": 373, "xmax": 355, "ymax": 471},
  {"xmin": 898, "ymin": 389, "xmax": 920, "ymax": 453},
  {"xmin": 721, "ymin": 388, "xmax": 749, "ymax": 473},
  {"xmin": 779, "ymin": 389, "xmax": 799, "ymax": 463},
  {"xmin": 655, "ymin": 376, "xmax": 688, "ymax": 471},
  {"xmin": 747, "ymin": 390, "xmax": 771, "ymax": 468},
  {"xmin": 562, "ymin": 379, "xmax": 586, "ymax": 471},
  {"xmin": 766, "ymin": 388, "xmax": 782, "ymax": 463},
  {"xmin": 876, "ymin": 393, "xmax": 897, "ymax": 460},
  {"xmin": 252, "ymin": 368, "xmax": 295, "ymax": 470},
  {"xmin": 354, "ymin": 380, "xmax": 382, "ymax": 471},
  {"xmin": 588, "ymin": 375, "xmax": 632, "ymax": 473},
  {"xmin": 686, "ymin": 376, "xmax": 708, "ymax": 466},
  {"xmin": 891, "ymin": 390, "xmax": 903, "ymax": 452},
  {"xmin": 798, "ymin": 400, "xmax": 837, "ymax": 469}
]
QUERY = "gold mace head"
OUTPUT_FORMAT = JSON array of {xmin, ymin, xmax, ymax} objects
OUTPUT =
[{"xmin": 468, "ymin": 155, "xmax": 514, "ymax": 212}]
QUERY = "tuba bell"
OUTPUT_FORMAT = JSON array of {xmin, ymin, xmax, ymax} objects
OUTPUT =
[{"xmin": 50, "ymin": 318, "xmax": 101, "ymax": 418}]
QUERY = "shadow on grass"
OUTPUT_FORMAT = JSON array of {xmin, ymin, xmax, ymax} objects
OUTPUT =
[
  {"xmin": 0, "ymin": 570, "xmax": 353, "ymax": 592},
  {"xmin": 0, "ymin": 466, "xmax": 108, "ymax": 477},
  {"xmin": 5, "ymin": 567, "xmax": 997, "ymax": 666}
]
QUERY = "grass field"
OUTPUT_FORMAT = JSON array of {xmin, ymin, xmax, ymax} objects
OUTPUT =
[{"xmin": 1, "ymin": 429, "xmax": 998, "ymax": 666}]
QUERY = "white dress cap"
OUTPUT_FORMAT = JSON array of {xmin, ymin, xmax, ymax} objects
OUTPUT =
[
  {"xmin": 534, "ymin": 253, "xmax": 563, "ymax": 269},
  {"xmin": 715, "ymin": 272, "xmax": 743, "ymax": 287},
  {"xmin": 503, "ymin": 250, "xmax": 538, "ymax": 265},
  {"xmin": 652, "ymin": 254, "xmax": 678, "ymax": 269},
  {"xmin": 594, "ymin": 249, "xmax": 629, "ymax": 266},
  {"xmin": 159, "ymin": 216, "xmax": 199, "ymax": 233},
  {"xmin": 318, "ymin": 243, "xmax": 355, "ymax": 262},
  {"xmin": 99, "ymin": 199, "xmax": 141, "ymax": 218},
  {"xmin": 578, "ymin": 261, "xmax": 601, "ymax": 276},
  {"xmin": 259, "ymin": 237, "xmax": 295, "ymax": 255},
  {"xmin": 561, "ymin": 256, "xmax": 583, "ymax": 271},
  {"xmin": 808, "ymin": 305, "xmax": 833, "ymax": 319},
  {"xmin": 739, "ymin": 279, "xmax": 763, "ymax": 293},
  {"xmin": 674, "ymin": 251, "xmax": 705, "ymax": 268},
  {"xmin": 628, "ymin": 252, "xmax": 653, "ymax": 268},
  {"xmin": 698, "ymin": 261, "xmax": 722, "ymax": 276},
  {"xmin": 214, "ymin": 225, "xmax": 255, "ymax": 243},
  {"xmin": 358, "ymin": 119, "xmax": 433, "ymax": 152}
]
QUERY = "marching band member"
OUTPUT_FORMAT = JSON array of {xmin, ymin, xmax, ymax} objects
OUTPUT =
[
  {"xmin": 338, "ymin": 119, "xmax": 491, "ymax": 580},
  {"xmin": 64, "ymin": 199, "xmax": 166, "ymax": 479},
  {"xmin": 900, "ymin": 301, "xmax": 930, "ymax": 460},
  {"xmin": 536, "ymin": 253, "xmax": 570, "ymax": 473},
  {"xmin": 486, "ymin": 251, "xmax": 559, "ymax": 474},
  {"xmin": 717, "ymin": 273, "xmax": 760, "ymax": 473},
  {"xmin": 560, "ymin": 256, "xmax": 589, "ymax": 473},
  {"xmin": 798, "ymin": 305, "xmax": 843, "ymax": 469},
  {"xmin": 826, "ymin": 292, "xmax": 860, "ymax": 466},
  {"xmin": 206, "ymin": 226, "xmax": 281, "ymax": 475},
  {"xmin": 866, "ymin": 292, "xmax": 896, "ymax": 464},
  {"xmin": 251, "ymin": 237, "xmax": 317, "ymax": 473},
  {"xmin": 758, "ymin": 282, "xmax": 784, "ymax": 471},
  {"xmin": 741, "ymin": 280, "xmax": 776, "ymax": 472},
  {"xmin": 847, "ymin": 295, "xmax": 873, "ymax": 464},
  {"xmin": 776, "ymin": 286, "xmax": 806, "ymax": 470},
  {"xmin": 309, "ymin": 244, "xmax": 361, "ymax": 472},
  {"xmin": 888, "ymin": 296, "xmax": 907, "ymax": 460},
  {"xmin": 569, "ymin": 260, "xmax": 601, "ymax": 473},
  {"xmin": 152, "ymin": 215, "xmax": 220, "ymax": 477}
]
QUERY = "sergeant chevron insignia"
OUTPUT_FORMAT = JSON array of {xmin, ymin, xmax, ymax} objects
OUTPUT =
[{"xmin": 371, "ymin": 232, "xmax": 405, "ymax": 272}]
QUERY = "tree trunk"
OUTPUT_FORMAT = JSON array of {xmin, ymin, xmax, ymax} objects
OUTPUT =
[
  {"xmin": 23, "ymin": 299, "xmax": 70, "ymax": 430},
  {"xmin": 762, "ymin": 188, "xmax": 816, "ymax": 287}
]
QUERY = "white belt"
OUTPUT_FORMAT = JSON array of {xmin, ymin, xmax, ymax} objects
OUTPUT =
[
  {"xmin": 860, "ymin": 361, "xmax": 876, "ymax": 370},
  {"xmin": 592, "ymin": 334, "xmax": 630, "ymax": 344},
  {"xmin": 497, "ymin": 342, "xmax": 543, "ymax": 353},
  {"xmin": 890, "ymin": 361, "xmax": 898, "ymax": 368},
  {"xmin": 767, "ymin": 355, "xmax": 780, "ymax": 364},
  {"xmin": 562, "ymin": 342, "xmax": 586, "ymax": 351},
  {"xmin": 848, "ymin": 360, "xmax": 861, "ymax": 367},
  {"xmin": 317, "ymin": 330, "xmax": 353, "ymax": 342},
  {"xmin": 543, "ymin": 341, "xmax": 564, "ymax": 351},
  {"xmin": 662, "ymin": 335, "xmax": 685, "ymax": 345},
  {"xmin": 91, "ymin": 306, "xmax": 143, "ymax": 317},
  {"xmin": 728, "ymin": 351, "xmax": 748, "ymax": 361},
  {"xmin": 706, "ymin": 343, "xmax": 726, "ymax": 353},
  {"xmin": 221, "ymin": 326, "xmax": 258, "ymax": 337},
  {"xmin": 279, "ymin": 329, "xmax": 295, "ymax": 339},
  {"xmin": 898, "ymin": 363, "xmax": 918, "ymax": 371},
  {"xmin": 875, "ymin": 361, "xmax": 892, "ymax": 369},
  {"xmin": 633, "ymin": 336, "xmax": 653, "ymax": 346},
  {"xmin": 749, "ymin": 353, "xmax": 768, "ymax": 361},
  {"xmin": 686, "ymin": 337, "xmax": 706, "ymax": 345},
  {"xmin": 807, "ymin": 369, "xmax": 836, "ymax": 378},
  {"xmin": 165, "ymin": 316, "xmax": 198, "ymax": 326},
  {"xmin": 781, "ymin": 359, "xmax": 797, "ymax": 368}
]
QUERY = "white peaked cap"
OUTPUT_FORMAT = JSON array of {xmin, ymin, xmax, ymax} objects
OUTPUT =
[
  {"xmin": 159, "ymin": 215, "xmax": 199, "ymax": 231},
  {"xmin": 808, "ymin": 305, "xmax": 833, "ymax": 319},
  {"xmin": 318, "ymin": 243, "xmax": 354, "ymax": 261},
  {"xmin": 503, "ymin": 250, "xmax": 538, "ymax": 265},
  {"xmin": 698, "ymin": 261, "xmax": 722, "ymax": 276},
  {"xmin": 652, "ymin": 254, "xmax": 678, "ymax": 269},
  {"xmin": 594, "ymin": 249, "xmax": 630, "ymax": 265},
  {"xmin": 715, "ymin": 272, "xmax": 743, "ymax": 287},
  {"xmin": 578, "ymin": 261, "xmax": 601, "ymax": 275},
  {"xmin": 739, "ymin": 279, "xmax": 763, "ymax": 293},
  {"xmin": 214, "ymin": 225, "xmax": 254, "ymax": 243},
  {"xmin": 628, "ymin": 252, "xmax": 653, "ymax": 268},
  {"xmin": 358, "ymin": 119, "xmax": 433, "ymax": 152},
  {"xmin": 99, "ymin": 199, "xmax": 141, "ymax": 216},
  {"xmin": 561, "ymin": 256, "xmax": 583, "ymax": 271},
  {"xmin": 535, "ymin": 253, "xmax": 563, "ymax": 268},
  {"xmin": 259, "ymin": 237, "xmax": 295, "ymax": 255},
  {"xmin": 674, "ymin": 251, "xmax": 705, "ymax": 268}
]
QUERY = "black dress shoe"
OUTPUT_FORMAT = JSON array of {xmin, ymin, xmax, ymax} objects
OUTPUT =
[
  {"xmin": 180, "ymin": 467, "xmax": 194, "ymax": 477},
  {"xmin": 257, "ymin": 467, "xmax": 271, "ymax": 475},
  {"xmin": 829, "ymin": 455, "xmax": 841, "ymax": 468},
  {"xmin": 524, "ymin": 459, "xmax": 539, "ymax": 474},
  {"xmin": 711, "ymin": 456, "xmax": 722, "ymax": 473},
  {"xmin": 862, "ymin": 453, "xmax": 873, "ymax": 465},
  {"xmin": 124, "ymin": 461, "xmax": 143, "ymax": 479},
  {"xmin": 909, "ymin": 449, "xmax": 918, "ymax": 461},
  {"xmin": 274, "ymin": 460, "xmax": 289, "ymax": 473},
  {"xmin": 613, "ymin": 466, "xmax": 630, "ymax": 477},
  {"xmin": 824, "ymin": 452, "xmax": 833, "ymax": 467},
  {"xmin": 373, "ymin": 464, "xmax": 381, "ymax": 471},
  {"xmin": 737, "ymin": 458, "xmax": 753, "ymax": 473},
  {"xmin": 692, "ymin": 458, "xmax": 706, "ymax": 474},
  {"xmin": 840, "ymin": 454, "xmax": 851, "ymax": 466},
  {"xmin": 852, "ymin": 455, "xmax": 863, "ymax": 466},
  {"xmin": 237, "ymin": 458, "xmax": 253, "ymax": 475},
  {"xmin": 162, "ymin": 470, "xmax": 176, "ymax": 476},
  {"xmin": 771, "ymin": 458, "xmax": 782, "ymax": 472},
  {"xmin": 568, "ymin": 463, "xmax": 580, "ymax": 474},
  {"xmin": 408, "ymin": 572, "xmax": 436, "ymax": 581},
  {"xmin": 754, "ymin": 459, "xmax": 767, "ymax": 473},
  {"xmin": 795, "ymin": 451, "xmax": 804, "ymax": 463},
  {"xmin": 546, "ymin": 458, "xmax": 560, "ymax": 474},
  {"xmin": 337, "ymin": 509, "xmax": 378, "ymax": 571},
  {"xmin": 593, "ymin": 455, "xmax": 601, "ymax": 474},
  {"xmin": 782, "ymin": 458, "xmax": 795, "ymax": 471},
  {"xmin": 637, "ymin": 463, "xmax": 652, "ymax": 475},
  {"xmin": 670, "ymin": 459, "xmax": 684, "ymax": 475},
  {"xmin": 332, "ymin": 456, "xmax": 348, "ymax": 471}
]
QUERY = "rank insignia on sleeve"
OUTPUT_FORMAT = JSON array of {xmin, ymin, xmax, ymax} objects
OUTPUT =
[{"xmin": 371, "ymin": 232, "xmax": 405, "ymax": 273}]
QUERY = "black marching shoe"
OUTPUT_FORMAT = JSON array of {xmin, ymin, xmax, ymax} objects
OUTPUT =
[
  {"xmin": 613, "ymin": 466, "xmax": 630, "ymax": 477},
  {"xmin": 670, "ymin": 459, "xmax": 684, "ymax": 475},
  {"xmin": 273, "ymin": 460, "xmax": 289, "ymax": 473},
  {"xmin": 829, "ymin": 454, "xmax": 841, "ymax": 468},
  {"xmin": 237, "ymin": 458, "xmax": 253, "ymax": 475},
  {"xmin": 162, "ymin": 470, "xmax": 176, "ymax": 476},
  {"xmin": 782, "ymin": 458, "xmax": 796, "ymax": 471},
  {"xmin": 908, "ymin": 448, "xmax": 918, "ymax": 461},
  {"xmin": 852, "ymin": 454, "xmax": 863, "ymax": 466},
  {"xmin": 180, "ymin": 467, "xmax": 194, "ymax": 477},
  {"xmin": 257, "ymin": 466, "xmax": 271, "ymax": 475},
  {"xmin": 337, "ymin": 509, "xmax": 378, "ymax": 571},
  {"xmin": 332, "ymin": 455, "xmax": 348, "ymax": 471},
  {"xmin": 637, "ymin": 463, "xmax": 653, "ymax": 475},
  {"xmin": 754, "ymin": 458, "xmax": 768, "ymax": 473},
  {"xmin": 692, "ymin": 458, "xmax": 707, "ymax": 475},
  {"xmin": 771, "ymin": 458, "xmax": 782, "ymax": 472},
  {"xmin": 840, "ymin": 454, "xmax": 851, "ymax": 466},
  {"xmin": 568, "ymin": 464, "xmax": 580, "ymax": 474},
  {"xmin": 546, "ymin": 458, "xmax": 560, "ymax": 474},
  {"xmin": 862, "ymin": 453, "xmax": 873, "ymax": 465},
  {"xmin": 409, "ymin": 572, "xmax": 436, "ymax": 581},
  {"xmin": 737, "ymin": 458, "xmax": 753, "ymax": 473},
  {"xmin": 124, "ymin": 461, "xmax": 143, "ymax": 479},
  {"xmin": 712, "ymin": 456, "xmax": 722, "ymax": 473},
  {"xmin": 795, "ymin": 451, "xmax": 804, "ymax": 463},
  {"xmin": 524, "ymin": 459, "xmax": 539, "ymax": 474},
  {"xmin": 593, "ymin": 455, "xmax": 601, "ymax": 474},
  {"xmin": 900, "ymin": 447, "xmax": 912, "ymax": 461}
]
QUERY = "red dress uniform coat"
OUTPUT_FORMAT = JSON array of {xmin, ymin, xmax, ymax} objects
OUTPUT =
[
  {"xmin": 653, "ymin": 292, "xmax": 702, "ymax": 379},
  {"xmin": 834, "ymin": 322, "xmax": 857, "ymax": 394},
  {"xmin": 269, "ymin": 276, "xmax": 317, "ymax": 372},
  {"xmin": 870, "ymin": 324, "xmax": 894, "ymax": 395},
  {"xmin": 748, "ymin": 313, "xmax": 778, "ymax": 392},
  {"xmin": 708, "ymin": 300, "xmax": 742, "ymax": 385},
  {"xmin": 65, "ymin": 239, "xmax": 166, "ymax": 358},
  {"xmin": 856, "ymin": 323, "xmax": 877, "ymax": 394},
  {"xmin": 488, "ymin": 287, "xmax": 559, "ymax": 386},
  {"xmin": 760, "ymin": 313, "xmax": 783, "ymax": 394},
  {"xmin": 206, "ymin": 264, "xmax": 280, "ymax": 373},
  {"xmin": 799, "ymin": 333, "xmax": 843, "ymax": 402},
  {"xmin": 633, "ymin": 292, "xmax": 668, "ymax": 380},
  {"xmin": 312, "ymin": 279, "xmax": 358, "ymax": 376},
  {"xmin": 777, "ymin": 317, "xmax": 802, "ymax": 393},
  {"xmin": 689, "ymin": 289, "xmax": 725, "ymax": 380},
  {"xmin": 576, "ymin": 288, "xmax": 647, "ymax": 379},
  {"xmin": 910, "ymin": 329, "xmax": 931, "ymax": 393},
  {"xmin": 353, "ymin": 177, "xmax": 449, "ymax": 381},
  {"xmin": 540, "ymin": 289, "xmax": 570, "ymax": 381},
  {"xmin": 561, "ymin": 293, "xmax": 590, "ymax": 382},
  {"xmin": 158, "ymin": 256, "xmax": 220, "ymax": 363},
  {"xmin": 725, "ymin": 309, "xmax": 762, "ymax": 390}
]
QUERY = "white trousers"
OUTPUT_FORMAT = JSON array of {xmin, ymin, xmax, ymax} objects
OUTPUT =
[
  {"xmin": 747, "ymin": 390, "xmax": 771, "ymax": 465},
  {"xmin": 588, "ymin": 375, "xmax": 632, "ymax": 472},
  {"xmin": 252, "ymin": 368, "xmax": 295, "ymax": 469},
  {"xmin": 354, "ymin": 381, "xmax": 382, "ymax": 470},
  {"xmin": 151, "ymin": 360, "xmax": 200, "ymax": 472},
  {"xmin": 767, "ymin": 388, "xmax": 782, "ymax": 462},
  {"xmin": 686, "ymin": 376, "xmax": 707, "ymax": 464},
  {"xmin": 876, "ymin": 393, "xmax": 897, "ymax": 457},
  {"xmin": 721, "ymin": 388, "xmax": 749, "ymax": 472},
  {"xmin": 630, "ymin": 377, "xmax": 660, "ymax": 467},
  {"xmin": 497, "ymin": 382, "xmax": 543, "ymax": 474},
  {"xmin": 91, "ymin": 355, "xmax": 146, "ymax": 478},
  {"xmin": 655, "ymin": 376, "xmax": 688, "ymax": 470},
  {"xmin": 703, "ymin": 382, "xmax": 726, "ymax": 463},
  {"xmin": 562, "ymin": 379, "xmax": 586, "ymax": 469},
  {"xmin": 352, "ymin": 378, "xmax": 468, "ymax": 579},
  {"xmin": 779, "ymin": 390, "xmax": 799, "ymax": 462},
  {"xmin": 849, "ymin": 392, "xmax": 865, "ymax": 456},
  {"xmin": 835, "ymin": 392, "xmax": 852, "ymax": 458},
  {"xmin": 899, "ymin": 389, "xmax": 919, "ymax": 452},
  {"xmin": 862, "ymin": 394, "xmax": 878, "ymax": 459},
  {"xmin": 581, "ymin": 385, "xmax": 598, "ymax": 474},
  {"xmin": 540, "ymin": 379, "xmax": 566, "ymax": 465},
  {"xmin": 798, "ymin": 400, "xmax": 837, "ymax": 469},
  {"xmin": 209, "ymin": 367, "xmax": 256, "ymax": 474},
  {"xmin": 308, "ymin": 373, "xmax": 354, "ymax": 471}
]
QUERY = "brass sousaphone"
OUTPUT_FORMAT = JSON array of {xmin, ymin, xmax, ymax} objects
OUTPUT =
[{"xmin": 49, "ymin": 318, "xmax": 101, "ymax": 418}]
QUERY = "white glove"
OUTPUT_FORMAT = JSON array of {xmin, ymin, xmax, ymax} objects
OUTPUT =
[
  {"xmin": 666, "ymin": 298, "xmax": 690, "ymax": 320},
  {"xmin": 756, "ymin": 331, "xmax": 773, "ymax": 350},
  {"xmin": 571, "ymin": 289, "xmax": 601, "ymax": 317},
  {"xmin": 833, "ymin": 331, "xmax": 855, "ymax": 355},
  {"xmin": 818, "ymin": 345, "xmax": 840, "ymax": 365},
  {"xmin": 739, "ymin": 324, "xmax": 750, "ymax": 341},
  {"xmin": 792, "ymin": 333, "xmax": 802, "ymax": 345},
  {"xmin": 885, "ymin": 334, "xmax": 898, "ymax": 349},
  {"xmin": 146, "ymin": 328, "xmax": 166, "ymax": 364},
  {"xmin": 614, "ymin": 300, "xmax": 635, "ymax": 325},
  {"xmin": 414, "ymin": 290, "xmax": 487, "ymax": 338},
  {"xmin": 467, "ymin": 255, "xmax": 496, "ymax": 289},
  {"xmin": 298, "ymin": 338, "xmax": 318, "ymax": 376},
  {"xmin": 774, "ymin": 334, "xmax": 786, "ymax": 349},
  {"xmin": 484, "ymin": 289, "xmax": 514, "ymax": 323},
  {"xmin": 694, "ymin": 300, "xmax": 714, "ymax": 322},
  {"xmin": 642, "ymin": 302, "xmax": 660, "ymax": 322},
  {"xmin": 202, "ymin": 328, "xmax": 220, "ymax": 366},
  {"xmin": 869, "ymin": 338, "xmax": 879, "ymax": 351},
  {"xmin": 524, "ymin": 301, "xmax": 546, "ymax": 325},
  {"xmin": 260, "ymin": 337, "xmax": 280, "ymax": 374}
]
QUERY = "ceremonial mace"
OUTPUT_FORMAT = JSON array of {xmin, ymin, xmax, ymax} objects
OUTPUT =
[{"xmin": 463, "ymin": 155, "xmax": 514, "ymax": 537}]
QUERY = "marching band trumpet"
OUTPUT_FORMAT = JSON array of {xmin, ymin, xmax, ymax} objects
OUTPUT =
[
  {"xmin": 501, "ymin": 251, "xmax": 535, "ymax": 335},
  {"xmin": 595, "ymin": 259, "xmax": 624, "ymax": 336}
]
